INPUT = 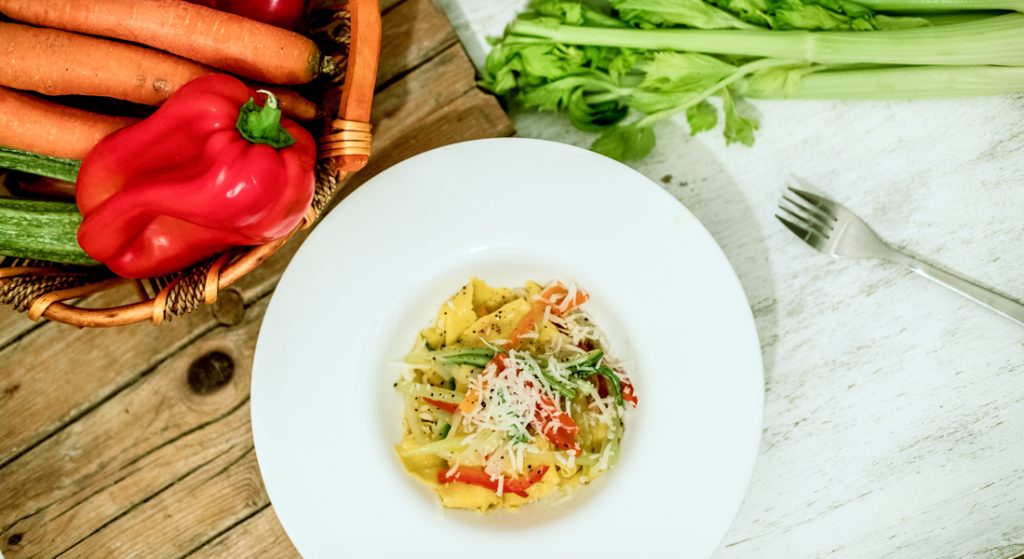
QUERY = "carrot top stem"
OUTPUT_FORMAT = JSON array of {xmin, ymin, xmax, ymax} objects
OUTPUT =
[{"xmin": 236, "ymin": 90, "xmax": 295, "ymax": 149}]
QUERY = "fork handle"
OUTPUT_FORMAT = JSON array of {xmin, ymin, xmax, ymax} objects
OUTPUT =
[{"xmin": 888, "ymin": 252, "xmax": 1024, "ymax": 327}]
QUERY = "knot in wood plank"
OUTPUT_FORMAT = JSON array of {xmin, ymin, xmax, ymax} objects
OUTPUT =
[{"xmin": 187, "ymin": 351, "xmax": 235, "ymax": 395}]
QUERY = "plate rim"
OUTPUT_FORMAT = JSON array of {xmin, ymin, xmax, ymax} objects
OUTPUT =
[{"xmin": 251, "ymin": 137, "xmax": 764, "ymax": 558}]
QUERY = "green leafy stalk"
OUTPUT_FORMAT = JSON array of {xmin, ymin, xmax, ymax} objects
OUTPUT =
[
  {"xmin": 0, "ymin": 147, "xmax": 80, "ymax": 182},
  {"xmin": 482, "ymin": 0, "xmax": 1024, "ymax": 161},
  {"xmin": 509, "ymin": 14, "xmax": 1024, "ymax": 66},
  {"xmin": 853, "ymin": 0, "xmax": 1024, "ymax": 11},
  {"xmin": 736, "ymin": 65, "xmax": 1024, "ymax": 99},
  {"xmin": 610, "ymin": 0, "xmax": 763, "ymax": 29},
  {"xmin": 622, "ymin": 0, "xmax": 930, "ymax": 30},
  {"xmin": 918, "ymin": 11, "xmax": 1009, "ymax": 25},
  {"xmin": 531, "ymin": 0, "xmax": 631, "ymax": 27},
  {"xmin": 593, "ymin": 56, "xmax": 796, "ymax": 158}
]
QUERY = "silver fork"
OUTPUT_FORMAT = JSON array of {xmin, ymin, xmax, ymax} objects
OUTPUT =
[{"xmin": 777, "ymin": 186, "xmax": 1024, "ymax": 327}]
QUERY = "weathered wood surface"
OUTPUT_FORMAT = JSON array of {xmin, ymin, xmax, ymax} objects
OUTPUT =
[{"xmin": 0, "ymin": 0, "xmax": 513, "ymax": 556}]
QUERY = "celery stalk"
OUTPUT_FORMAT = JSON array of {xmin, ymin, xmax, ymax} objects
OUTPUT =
[
  {"xmin": 854, "ymin": 0, "xmax": 1024, "ymax": 12},
  {"xmin": 736, "ymin": 66, "xmax": 1024, "ymax": 99},
  {"xmin": 510, "ymin": 13, "xmax": 1024, "ymax": 66},
  {"xmin": 919, "ymin": 11, "xmax": 1009, "ymax": 25}
]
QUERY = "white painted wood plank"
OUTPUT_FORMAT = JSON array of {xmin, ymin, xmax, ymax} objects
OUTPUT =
[{"xmin": 435, "ymin": 2, "xmax": 1024, "ymax": 557}]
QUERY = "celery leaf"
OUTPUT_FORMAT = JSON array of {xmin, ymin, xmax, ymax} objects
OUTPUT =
[
  {"xmin": 686, "ymin": 101, "xmax": 719, "ymax": 135},
  {"xmin": 592, "ymin": 124, "xmax": 657, "ymax": 161},
  {"xmin": 610, "ymin": 0, "xmax": 759, "ymax": 29},
  {"xmin": 721, "ymin": 89, "xmax": 759, "ymax": 146}
]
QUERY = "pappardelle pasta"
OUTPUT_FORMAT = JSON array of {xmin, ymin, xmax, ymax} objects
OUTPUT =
[{"xmin": 394, "ymin": 278, "xmax": 638, "ymax": 511}]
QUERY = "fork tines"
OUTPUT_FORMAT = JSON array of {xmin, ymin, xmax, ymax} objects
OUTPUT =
[{"xmin": 776, "ymin": 187, "xmax": 837, "ymax": 247}]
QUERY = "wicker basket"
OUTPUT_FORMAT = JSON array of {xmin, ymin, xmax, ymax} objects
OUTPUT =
[{"xmin": 0, "ymin": 0, "xmax": 381, "ymax": 327}]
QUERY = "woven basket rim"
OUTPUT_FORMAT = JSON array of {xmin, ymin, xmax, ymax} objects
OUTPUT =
[{"xmin": 0, "ymin": 0, "xmax": 382, "ymax": 328}]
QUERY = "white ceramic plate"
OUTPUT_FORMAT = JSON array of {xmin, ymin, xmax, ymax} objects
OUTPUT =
[{"xmin": 251, "ymin": 138, "xmax": 763, "ymax": 559}]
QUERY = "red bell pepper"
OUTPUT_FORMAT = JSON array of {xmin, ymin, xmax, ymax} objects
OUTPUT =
[
  {"xmin": 437, "ymin": 465, "xmax": 549, "ymax": 498},
  {"xmin": 188, "ymin": 0, "xmax": 305, "ymax": 30},
  {"xmin": 76, "ymin": 74, "xmax": 315, "ymax": 279}
]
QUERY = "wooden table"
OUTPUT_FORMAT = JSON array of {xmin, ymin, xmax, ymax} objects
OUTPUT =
[
  {"xmin": 441, "ymin": 2, "xmax": 1024, "ymax": 558},
  {"xmin": 0, "ymin": 1, "xmax": 512, "ymax": 556}
]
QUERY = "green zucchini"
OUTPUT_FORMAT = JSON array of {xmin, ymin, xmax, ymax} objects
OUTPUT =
[
  {"xmin": 0, "ymin": 147, "xmax": 80, "ymax": 182},
  {"xmin": 0, "ymin": 197, "xmax": 97, "ymax": 265}
]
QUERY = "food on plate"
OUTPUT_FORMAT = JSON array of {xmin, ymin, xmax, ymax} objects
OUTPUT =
[
  {"xmin": 0, "ymin": 86, "xmax": 137, "ymax": 160},
  {"xmin": 0, "ymin": 0, "xmax": 332, "ymax": 84},
  {"xmin": 394, "ymin": 278, "xmax": 638, "ymax": 511},
  {"xmin": 74, "ymin": 75, "xmax": 316, "ymax": 278},
  {"xmin": 483, "ymin": 0, "xmax": 1024, "ymax": 160}
]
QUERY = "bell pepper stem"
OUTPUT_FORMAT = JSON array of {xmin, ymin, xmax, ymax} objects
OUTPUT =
[{"xmin": 236, "ymin": 90, "xmax": 297, "ymax": 149}]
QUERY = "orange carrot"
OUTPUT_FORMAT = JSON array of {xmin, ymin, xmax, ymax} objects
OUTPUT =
[
  {"xmin": 259, "ymin": 86, "xmax": 320, "ymax": 122},
  {"xmin": 0, "ymin": 86, "xmax": 137, "ymax": 160},
  {"xmin": 457, "ymin": 381, "xmax": 486, "ymax": 415},
  {"xmin": 541, "ymin": 281, "xmax": 589, "ymax": 316},
  {"xmin": 0, "ymin": 23, "xmax": 211, "ymax": 106},
  {"xmin": 0, "ymin": 25, "xmax": 314, "ymax": 122},
  {"xmin": 506, "ymin": 282, "xmax": 590, "ymax": 349},
  {"xmin": 0, "ymin": 0, "xmax": 330, "ymax": 85},
  {"xmin": 507, "ymin": 302, "xmax": 547, "ymax": 350}
]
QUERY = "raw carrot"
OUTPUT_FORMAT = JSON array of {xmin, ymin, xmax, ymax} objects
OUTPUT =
[
  {"xmin": 0, "ymin": 25, "xmax": 314, "ymax": 121},
  {"xmin": 0, "ymin": 86, "xmax": 137, "ymax": 160},
  {"xmin": 259, "ymin": 86, "xmax": 320, "ymax": 122},
  {"xmin": 0, "ymin": 23, "xmax": 211, "ymax": 107},
  {"xmin": 0, "ymin": 0, "xmax": 330, "ymax": 85}
]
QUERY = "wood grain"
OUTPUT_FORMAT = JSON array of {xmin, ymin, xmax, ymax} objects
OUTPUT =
[
  {"xmin": 0, "ymin": 285, "xmax": 220, "ymax": 467},
  {"xmin": 189, "ymin": 506, "xmax": 299, "ymax": 559},
  {"xmin": 378, "ymin": 0, "xmax": 457, "ymax": 87},
  {"xmin": 0, "ymin": 298, "xmax": 263, "ymax": 557},
  {"xmin": 0, "ymin": 0, "xmax": 512, "ymax": 556}
]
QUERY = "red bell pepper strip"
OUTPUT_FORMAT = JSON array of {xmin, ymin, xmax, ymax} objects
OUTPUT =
[
  {"xmin": 535, "ymin": 394, "xmax": 581, "ymax": 454},
  {"xmin": 621, "ymin": 378, "xmax": 639, "ymax": 406},
  {"xmin": 437, "ymin": 465, "xmax": 549, "ymax": 498},
  {"xmin": 423, "ymin": 397, "xmax": 459, "ymax": 414},
  {"xmin": 76, "ymin": 74, "xmax": 315, "ymax": 278}
]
